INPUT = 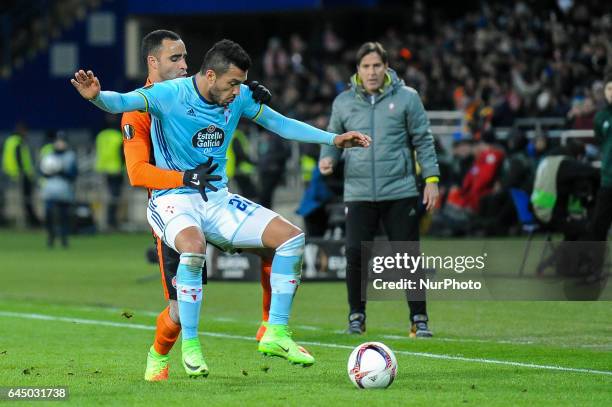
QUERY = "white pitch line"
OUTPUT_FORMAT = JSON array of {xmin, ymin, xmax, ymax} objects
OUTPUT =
[
  {"xmin": 50, "ymin": 306, "xmax": 612, "ymax": 350},
  {"xmin": 1, "ymin": 311, "xmax": 611, "ymax": 377},
  {"xmin": 383, "ymin": 334, "xmax": 534, "ymax": 345}
]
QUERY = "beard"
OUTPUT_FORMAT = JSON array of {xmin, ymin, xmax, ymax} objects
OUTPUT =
[{"xmin": 208, "ymin": 87, "xmax": 224, "ymax": 105}]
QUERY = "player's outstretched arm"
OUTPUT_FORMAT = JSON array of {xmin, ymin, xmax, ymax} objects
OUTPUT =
[
  {"xmin": 253, "ymin": 105, "xmax": 370, "ymax": 148},
  {"xmin": 70, "ymin": 69, "xmax": 146, "ymax": 114}
]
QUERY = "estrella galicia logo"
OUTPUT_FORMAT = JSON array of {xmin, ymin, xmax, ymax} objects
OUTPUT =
[{"xmin": 192, "ymin": 125, "xmax": 225, "ymax": 149}]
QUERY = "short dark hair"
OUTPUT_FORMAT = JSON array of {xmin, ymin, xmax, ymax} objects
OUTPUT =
[
  {"xmin": 200, "ymin": 39, "xmax": 251, "ymax": 75},
  {"xmin": 141, "ymin": 30, "xmax": 181, "ymax": 64},
  {"xmin": 356, "ymin": 42, "xmax": 388, "ymax": 66}
]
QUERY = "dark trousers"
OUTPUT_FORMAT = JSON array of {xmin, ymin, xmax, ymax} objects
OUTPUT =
[
  {"xmin": 106, "ymin": 174, "xmax": 123, "ymax": 228},
  {"xmin": 22, "ymin": 176, "xmax": 40, "ymax": 227},
  {"xmin": 586, "ymin": 186, "xmax": 612, "ymax": 276},
  {"xmin": 45, "ymin": 200, "xmax": 71, "ymax": 247},
  {"xmin": 589, "ymin": 187, "xmax": 612, "ymax": 241},
  {"xmin": 234, "ymin": 174, "xmax": 258, "ymax": 201},
  {"xmin": 259, "ymin": 171, "xmax": 282, "ymax": 209},
  {"xmin": 345, "ymin": 197, "xmax": 426, "ymax": 320},
  {"xmin": 304, "ymin": 206, "xmax": 329, "ymax": 238}
]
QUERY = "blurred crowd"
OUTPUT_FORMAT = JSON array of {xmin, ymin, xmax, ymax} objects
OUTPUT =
[
  {"xmin": 253, "ymin": 0, "xmax": 611, "ymax": 239},
  {"xmin": 260, "ymin": 1, "xmax": 611, "ymax": 133},
  {"xmin": 0, "ymin": 0, "xmax": 100, "ymax": 77},
  {"xmin": 432, "ymin": 130, "xmax": 601, "ymax": 238}
]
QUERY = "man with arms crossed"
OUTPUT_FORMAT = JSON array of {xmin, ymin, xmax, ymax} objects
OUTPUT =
[{"xmin": 72, "ymin": 39, "xmax": 370, "ymax": 375}]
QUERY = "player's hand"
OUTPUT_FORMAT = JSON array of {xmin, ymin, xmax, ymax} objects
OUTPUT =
[
  {"xmin": 248, "ymin": 81, "xmax": 272, "ymax": 104},
  {"xmin": 333, "ymin": 131, "xmax": 371, "ymax": 148},
  {"xmin": 319, "ymin": 157, "xmax": 334, "ymax": 175},
  {"xmin": 183, "ymin": 157, "xmax": 222, "ymax": 202},
  {"xmin": 423, "ymin": 182, "xmax": 439, "ymax": 213},
  {"xmin": 70, "ymin": 70, "xmax": 101, "ymax": 100}
]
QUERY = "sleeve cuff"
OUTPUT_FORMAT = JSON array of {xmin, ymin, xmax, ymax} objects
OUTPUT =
[{"xmin": 425, "ymin": 176, "xmax": 439, "ymax": 183}]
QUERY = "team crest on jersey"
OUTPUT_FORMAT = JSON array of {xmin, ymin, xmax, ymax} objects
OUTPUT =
[
  {"xmin": 192, "ymin": 125, "xmax": 225, "ymax": 149},
  {"xmin": 122, "ymin": 124, "xmax": 134, "ymax": 140}
]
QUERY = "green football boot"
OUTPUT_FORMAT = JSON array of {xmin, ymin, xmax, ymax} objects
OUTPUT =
[
  {"xmin": 144, "ymin": 346, "xmax": 169, "ymax": 381},
  {"xmin": 181, "ymin": 338, "xmax": 209, "ymax": 378},
  {"xmin": 258, "ymin": 324, "xmax": 315, "ymax": 367}
]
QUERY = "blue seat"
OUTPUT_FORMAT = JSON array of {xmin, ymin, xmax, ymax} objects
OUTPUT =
[
  {"xmin": 510, "ymin": 188, "xmax": 537, "ymax": 230},
  {"xmin": 510, "ymin": 188, "xmax": 543, "ymax": 275}
]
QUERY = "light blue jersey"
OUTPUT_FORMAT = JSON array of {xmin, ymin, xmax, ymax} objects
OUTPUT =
[{"xmin": 91, "ymin": 76, "xmax": 337, "ymax": 198}]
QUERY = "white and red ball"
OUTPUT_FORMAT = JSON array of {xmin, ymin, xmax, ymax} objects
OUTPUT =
[{"xmin": 347, "ymin": 342, "xmax": 397, "ymax": 389}]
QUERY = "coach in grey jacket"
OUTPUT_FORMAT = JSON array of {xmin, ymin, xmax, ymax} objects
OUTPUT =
[{"xmin": 319, "ymin": 42, "xmax": 439, "ymax": 337}]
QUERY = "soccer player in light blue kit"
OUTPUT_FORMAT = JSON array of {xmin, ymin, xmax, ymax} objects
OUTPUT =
[{"xmin": 72, "ymin": 39, "xmax": 370, "ymax": 376}]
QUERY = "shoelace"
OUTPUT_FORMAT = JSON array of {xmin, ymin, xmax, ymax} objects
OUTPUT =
[
  {"xmin": 349, "ymin": 319, "xmax": 363, "ymax": 330},
  {"xmin": 415, "ymin": 322, "xmax": 429, "ymax": 331}
]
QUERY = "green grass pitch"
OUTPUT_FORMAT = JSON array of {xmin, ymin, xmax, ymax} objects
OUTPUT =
[{"xmin": 0, "ymin": 231, "xmax": 610, "ymax": 406}]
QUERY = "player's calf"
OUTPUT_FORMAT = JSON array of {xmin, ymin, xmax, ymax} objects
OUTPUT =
[{"xmin": 268, "ymin": 233, "xmax": 304, "ymax": 325}]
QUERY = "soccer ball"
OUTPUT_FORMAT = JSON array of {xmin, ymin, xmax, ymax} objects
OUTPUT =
[
  {"xmin": 347, "ymin": 342, "xmax": 397, "ymax": 389},
  {"xmin": 40, "ymin": 154, "xmax": 63, "ymax": 176}
]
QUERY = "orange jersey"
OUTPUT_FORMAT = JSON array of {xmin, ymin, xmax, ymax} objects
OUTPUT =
[{"xmin": 121, "ymin": 79, "xmax": 183, "ymax": 190}]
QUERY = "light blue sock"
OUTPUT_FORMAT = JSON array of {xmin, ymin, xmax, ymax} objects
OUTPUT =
[
  {"xmin": 176, "ymin": 253, "xmax": 205, "ymax": 340},
  {"xmin": 269, "ymin": 234, "xmax": 305, "ymax": 325}
]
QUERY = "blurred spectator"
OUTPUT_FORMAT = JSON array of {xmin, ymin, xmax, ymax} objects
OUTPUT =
[
  {"xmin": 1, "ymin": 122, "xmax": 40, "ymax": 227},
  {"xmin": 226, "ymin": 126, "xmax": 258, "ymax": 201},
  {"xmin": 567, "ymin": 95, "xmax": 596, "ymax": 129},
  {"xmin": 447, "ymin": 140, "xmax": 474, "ymax": 187},
  {"xmin": 527, "ymin": 133, "xmax": 551, "ymax": 166},
  {"xmin": 446, "ymin": 131, "xmax": 505, "ymax": 213},
  {"xmin": 478, "ymin": 130, "xmax": 534, "ymax": 235},
  {"xmin": 40, "ymin": 130, "xmax": 57, "ymax": 159},
  {"xmin": 95, "ymin": 115, "xmax": 124, "ymax": 229},
  {"xmin": 322, "ymin": 23, "xmax": 343, "ymax": 55},
  {"xmin": 257, "ymin": 130, "xmax": 288, "ymax": 209},
  {"xmin": 263, "ymin": 37, "xmax": 289, "ymax": 79},
  {"xmin": 432, "ymin": 132, "xmax": 505, "ymax": 236},
  {"xmin": 40, "ymin": 137, "xmax": 77, "ymax": 248},
  {"xmin": 296, "ymin": 167, "xmax": 333, "ymax": 238}
]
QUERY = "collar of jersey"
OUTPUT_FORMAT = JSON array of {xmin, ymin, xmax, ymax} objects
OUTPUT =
[{"xmin": 192, "ymin": 75, "xmax": 215, "ymax": 105}]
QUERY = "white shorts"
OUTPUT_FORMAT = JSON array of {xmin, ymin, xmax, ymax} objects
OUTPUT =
[{"xmin": 147, "ymin": 189, "xmax": 279, "ymax": 253}]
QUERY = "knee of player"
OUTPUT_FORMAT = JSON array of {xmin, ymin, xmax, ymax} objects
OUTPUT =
[
  {"xmin": 287, "ymin": 225, "xmax": 303, "ymax": 240},
  {"xmin": 180, "ymin": 240, "xmax": 206, "ymax": 254},
  {"xmin": 276, "ymin": 232, "xmax": 305, "ymax": 257}
]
